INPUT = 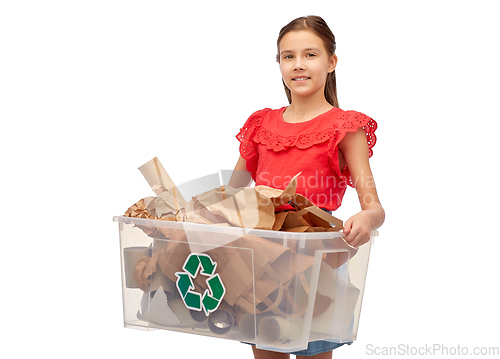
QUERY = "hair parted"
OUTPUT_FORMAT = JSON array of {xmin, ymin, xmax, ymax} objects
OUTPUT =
[{"xmin": 277, "ymin": 15, "xmax": 339, "ymax": 108}]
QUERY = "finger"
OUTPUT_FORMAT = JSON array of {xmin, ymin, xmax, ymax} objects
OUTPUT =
[
  {"xmin": 350, "ymin": 231, "xmax": 370, "ymax": 248},
  {"xmin": 350, "ymin": 233, "xmax": 361, "ymax": 247},
  {"xmin": 345, "ymin": 229, "xmax": 361, "ymax": 247},
  {"xmin": 343, "ymin": 218, "xmax": 353, "ymax": 235},
  {"xmin": 344, "ymin": 224, "xmax": 359, "ymax": 244}
]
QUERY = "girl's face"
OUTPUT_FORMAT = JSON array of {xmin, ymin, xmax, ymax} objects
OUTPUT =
[{"xmin": 278, "ymin": 30, "xmax": 337, "ymax": 102}]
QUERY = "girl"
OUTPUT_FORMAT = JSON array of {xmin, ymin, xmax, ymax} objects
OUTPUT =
[{"xmin": 230, "ymin": 16, "xmax": 385, "ymax": 358}]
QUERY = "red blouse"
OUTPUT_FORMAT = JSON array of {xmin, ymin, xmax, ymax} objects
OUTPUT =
[{"xmin": 236, "ymin": 107, "xmax": 377, "ymax": 211}]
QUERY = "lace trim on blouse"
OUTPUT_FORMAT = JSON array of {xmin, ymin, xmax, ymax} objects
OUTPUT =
[
  {"xmin": 236, "ymin": 108, "xmax": 377, "ymax": 185},
  {"xmin": 236, "ymin": 108, "xmax": 272, "ymax": 180}
]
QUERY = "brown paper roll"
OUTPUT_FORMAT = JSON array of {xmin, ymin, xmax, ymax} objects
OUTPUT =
[
  {"xmin": 208, "ymin": 310, "xmax": 234, "ymax": 335},
  {"xmin": 123, "ymin": 246, "xmax": 150, "ymax": 288},
  {"xmin": 258, "ymin": 316, "xmax": 304, "ymax": 344},
  {"xmin": 238, "ymin": 313, "xmax": 269, "ymax": 340}
]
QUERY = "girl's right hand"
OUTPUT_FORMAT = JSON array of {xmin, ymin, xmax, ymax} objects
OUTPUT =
[
  {"xmin": 343, "ymin": 211, "xmax": 373, "ymax": 247},
  {"xmin": 343, "ymin": 203, "xmax": 384, "ymax": 247}
]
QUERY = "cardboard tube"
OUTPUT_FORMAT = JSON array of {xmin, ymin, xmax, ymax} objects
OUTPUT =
[
  {"xmin": 238, "ymin": 313, "xmax": 267, "ymax": 340},
  {"xmin": 208, "ymin": 310, "xmax": 234, "ymax": 335},
  {"xmin": 258, "ymin": 316, "xmax": 304, "ymax": 344},
  {"xmin": 139, "ymin": 157, "xmax": 186, "ymax": 206},
  {"xmin": 123, "ymin": 246, "xmax": 150, "ymax": 288},
  {"xmin": 190, "ymin": 309, "xmax": 208, "ymax": 323}
]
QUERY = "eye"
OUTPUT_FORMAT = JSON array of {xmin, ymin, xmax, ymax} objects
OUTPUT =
[
  {"xmin": 306, "ymin": 53, "xmax": 317, "ymax": 57},
  {"xmin": 283, "ymin": 54, "xmax": 293, "ymax": 60}
]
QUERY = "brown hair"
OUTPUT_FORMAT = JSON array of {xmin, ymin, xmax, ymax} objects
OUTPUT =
[{"xmin": 277, "ymin": 15, "xmax": 339, "ymax": 108}]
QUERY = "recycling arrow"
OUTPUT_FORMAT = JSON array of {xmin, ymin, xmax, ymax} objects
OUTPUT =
[
  {"xmin": 176, "ymin": 273, "xmax": 193, "ymax": 298},
  {"xmin": 175, "ymin": 253, "xmax": 226, "ymax": 315}
]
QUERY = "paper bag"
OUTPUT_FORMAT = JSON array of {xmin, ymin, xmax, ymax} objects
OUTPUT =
[{"xmin": 147, "ymin": 189, "xmax": 186, "ymax": 222}]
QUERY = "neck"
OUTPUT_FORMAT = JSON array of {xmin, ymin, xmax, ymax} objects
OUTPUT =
[{"xmin": 287, "ymin": 92, "xmax": 333, "ymax": 119}]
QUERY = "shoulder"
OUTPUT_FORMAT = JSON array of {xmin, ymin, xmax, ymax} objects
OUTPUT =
[
  {"xmin": 237, "ymin": 107, "xmax": 279, "ymax": 144},
  {"xmin": 249, "ymin": 107, "xmax": 277, "ymax": 116},
  {"xmin": 241, "ymin": 107, "xmax": 288, "ymax": 133},
  {"xmin": 333, "ymin": 108, "xmax": 377, "ymax": 157},
  {"xmin": 326, "ymin": 108, "xmax": 376, "ymax": 130},
  {"xmin": 248, "ymin": 107, "xmax": 281, "ymax": 122}
]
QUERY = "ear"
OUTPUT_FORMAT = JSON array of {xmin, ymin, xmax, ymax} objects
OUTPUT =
[{"xmin": 328, "ymin": 54, "xmax": 338, "ymax": 73}]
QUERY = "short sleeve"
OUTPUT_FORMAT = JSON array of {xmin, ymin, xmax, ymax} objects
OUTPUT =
[
  {"xmin": 236, "ymin": 108, "xmax": 272, "ymax": 181},
  {"xmin": 327, "ymin": 110, "xmax": 378, "ymax": 187}
]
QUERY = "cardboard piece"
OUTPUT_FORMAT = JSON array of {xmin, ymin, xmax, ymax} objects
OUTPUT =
[
  {"xmin": 187, "ymin": 173, "xmax": 302, "ymax": 231},
  {"xmin": 154, "ymin": 233, "xmax": 289, "ymax": 309},
  {"xmin": 127, "ymin": 158, "xmax": 344, "ymax": 233},
  {"xmin": 272, "ymin": 211, "xmax": 288, "ymax": 231},
  {"xmin": 282, "ymin": 211, "xmax": 310, "ymax": 229},
  {"xmin": 125, "ymin": 158, "xmax": 352, "ymax": 326},
  {"xmin": 296, "ymin": 206, "xmax": 343, "ymax": 231},
  {"xmin": 138, "ymin": 286, "xmax": 182, "ymax": 327}
]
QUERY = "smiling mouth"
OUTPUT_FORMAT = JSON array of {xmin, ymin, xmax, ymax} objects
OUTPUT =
[{"xmin": 292, "ymin": 77, "xmax": 311, "ymax": 81}]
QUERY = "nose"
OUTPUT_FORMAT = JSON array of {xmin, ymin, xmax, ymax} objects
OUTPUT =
[{"xmin": 293, "ymin": 58, "xmax": 305, "ymax": 71}]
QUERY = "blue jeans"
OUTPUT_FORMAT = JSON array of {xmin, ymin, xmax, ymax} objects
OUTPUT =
[{"xmin": 290, "ymin": 340, "xmax": 352, "ymax": 356}]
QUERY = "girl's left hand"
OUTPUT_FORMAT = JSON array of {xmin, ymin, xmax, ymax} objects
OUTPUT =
[{"xmin": 343, "ymin": 211, "xmax": 373, "ymax": 247}]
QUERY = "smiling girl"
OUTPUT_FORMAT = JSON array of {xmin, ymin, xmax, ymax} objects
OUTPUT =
[{"xmin": 231, "ymin": 15, "xmax": 385, "ymax": 358}]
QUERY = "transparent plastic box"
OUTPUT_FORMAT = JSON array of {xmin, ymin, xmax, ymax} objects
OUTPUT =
[{"xmin": 114, "ymin": 215, "xmax": 375, "ymax": 353}]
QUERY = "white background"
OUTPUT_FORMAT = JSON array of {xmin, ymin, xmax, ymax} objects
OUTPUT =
[{"xmin": 1, "ymin": 1, "xmax": 499, "ymax": 358}]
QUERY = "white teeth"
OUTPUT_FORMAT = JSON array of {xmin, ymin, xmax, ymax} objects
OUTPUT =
[{"xmin": 294, "ymin": 77, "xmax": 309, "ymax": 81}]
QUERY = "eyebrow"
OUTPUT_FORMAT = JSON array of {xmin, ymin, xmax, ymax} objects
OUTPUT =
[{"xmin": 280, "ymin": 47, "xmax": 322, "ymax": 55}]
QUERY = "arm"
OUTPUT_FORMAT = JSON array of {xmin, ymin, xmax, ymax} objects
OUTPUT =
[
  {"xmin": 339, "ymin": 128, "xmax": 385, "ymax": 247},
  {"xmin": 228, "ymin": 155, "xmax": 253, "ymax": 188}
]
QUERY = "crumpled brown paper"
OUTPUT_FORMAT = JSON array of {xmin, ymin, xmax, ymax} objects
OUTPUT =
[
  {"xmin": 124, "ymin": 197, "xmax": 157, "ymax": 219},
  {"xmin": 124, "ymin": 170, "xmax": 343, "ymax": 233},
  {"xmin": 185, "ymin": 172, "xmax": 300, "ymax": 230},
  {"xmin": 123, "ymin": 158, "xmax": 352, "ymax": 326},
  {"xmin": 147, "ymin": 189, "xmax": 186, "ymax": 222}
]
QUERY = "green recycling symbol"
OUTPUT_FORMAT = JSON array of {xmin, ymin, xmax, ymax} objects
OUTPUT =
[{"xmin": 175, "ymin": 253, "xmax": 226, "ymax": 315}]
